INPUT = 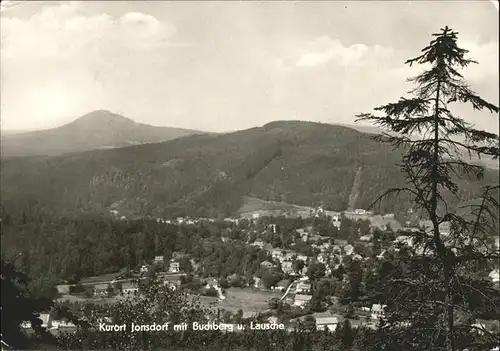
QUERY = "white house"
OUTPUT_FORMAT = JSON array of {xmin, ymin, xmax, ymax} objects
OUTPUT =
[
  {"xmin": 315, "ymin": 317, "xmax": 338, "ymax": 332},
  {"xmin": 296, "ymin": 254, "xmax": 308, "ymax": 262},
  {"xmin": 204, "ymin": 278, "xmax": 219, "ymax": 290},
  {"xmin": 295, "ymin": 282, "xmax": 312, "ymax": 295},
  {"xmin": 294, "ymin": 294, "xmax": 312, "ymax": 308},
  {"xmin": 282, "ymin": 261, "xmax": 294, "ymax": 274},
  {"xmin": 39, "ymin": 313, "xmax": 52, "ymax": 328},
  {"xmin": 489, "ymin": 269, "xmax": 500, "ymax": 284},
  {"xmin": 371, "ymin": 304, "xmax": 387, "ymax": 320},
  {"xmin": 251, "ymin": 240, "xmax": 265, "ymax": 249},
  {"xmin": 51, "ymin": 319, "xmax": 76, "ymax": 329},
  {"xmin": 122, "ymin": 282, "xmax": 139, "ymax": 294},
  {"xmin": 169, "ymin": 261, "xmax": 180, "ymax": 273},
  {"xmin": 331, "ymin": 215, "xmax": 341, "ymax": 229},
  {"xmin": 271, "ymin": 249, "xmax": 284, "ymax": 260},
  {"xmin": 360, "ymin": 234, "xmax": 373, "ymax": 242},
  {"xmin": 344, "ymin": 244, "xmax": 354, "ymax": 255}
]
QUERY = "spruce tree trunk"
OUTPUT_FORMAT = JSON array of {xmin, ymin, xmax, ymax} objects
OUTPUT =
[{"xmin": 431, "ymin": 79, "xmax": 456, "ymax": 351}]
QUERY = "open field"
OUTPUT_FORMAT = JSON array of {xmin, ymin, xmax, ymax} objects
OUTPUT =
[{"xmin": 219, "ymin": 288, "xmax": 280, "ymax": 314}]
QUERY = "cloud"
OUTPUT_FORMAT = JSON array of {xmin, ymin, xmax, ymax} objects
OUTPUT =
[
  {"xmin": 293, "ymin": 36, "xmax": 395, "ymax": 68},
  {"xmin": 0, "ymin": 2, "xmax": 180, "ymax": 62},
  {"xmin": 460, "ymin": 39, "xmax": 499, "ymax": 82}
]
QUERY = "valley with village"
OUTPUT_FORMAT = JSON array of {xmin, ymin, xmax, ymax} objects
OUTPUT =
[{"xmin": 21, "ymin": 203, "xmax": 500, "ymax": 337}]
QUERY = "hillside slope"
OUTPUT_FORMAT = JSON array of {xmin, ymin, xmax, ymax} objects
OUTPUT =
[
  {"xmin": 1, "ymin": 110, "xmax": 204, "ymax": 157},
  {"xmin": 1, "ymin": 121, "xmax": 497, "ymax": 219}
]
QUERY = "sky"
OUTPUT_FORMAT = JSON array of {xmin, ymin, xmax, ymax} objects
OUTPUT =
[{"xmin": 1, "ymin": 1, "xmax": 498, "ymax": 133}]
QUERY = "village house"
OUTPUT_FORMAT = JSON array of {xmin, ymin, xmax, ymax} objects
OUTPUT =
[
  {"xmin": 204, "ymin": 278, "xmax": 219, "ymax": 290},
  {"xmin": 51, "ymin": 318, "xmax": 76, "ymax": 330},
  {"xmin": 271, "ymin": 249, "xmax": 284, "ymax": 260},
  {"xmin": 331, "ymin": 214, "xmax": 341, "ymax": 229},
  {"xmin": 359, "ymin": 234, "xmax": 373, "ymax": 242},
  {"xmin": 316, "ymin": 317, "xmax": 338, "ymax": 332},
  {"xmin": 159, "ymin": 274, "xmax": 183, "ymax": 290},
  {"xmin": 251, "ymin": 240, "xmax": 265, "ymax": 249},
  {"xmin": 122, "ymin": 281, "xmax": 139, "ymax": 294},
  {"xmin": 56, "ymin": 284, "xmax": 70, "ymax": 295},
  {"xmin": 140, "ymin": 265, "xmax": 149, "ymax": 274},
  {"xmin": 295, "ymin": 282, "xmax": 312, "ymax": 295},
  {"xmin": 489, "ymin": 269, "xmax": 500, "ymax": 284},
  {"xmin": 344, "ymin": 244, "xmax": 354, "ymax": 255},
  {"xmin": 21, "ymin": 313, "xmax": 52, "ymax": 330},
  {"xmin": 296, "ymin": 254, "xmax": 308, "ymax": 263},
  {"xmin": 371, "ymin": 304, "xmax": 387, "ymax": 320},
  {"xmin": 93, "ymin": 284, "xmax": 109, "ymax": 297},
  {"xmin": 268, "ymin": 316, "xmax": 279, "ymax": 324},
  {"xmin": 253, "ymin": 277, "xmax": 264, "ymax": 289},
  {"xmin": 281, "ymin": 261, "xmax": 294, "ymax": 274},
  {"xmin": 260, "ymin": 260, "xmax": 275, "ymax": 269},
  {"xmin": 294, "ymin": 294, "xmax": 312, "ymax": 308},
  {"xmin": 40, "ymin": 313, "xmax": 52, "ymax": 329},
  {"xmin": 168, "ymin": 261, "xmax": 180, "ymax": 273}
]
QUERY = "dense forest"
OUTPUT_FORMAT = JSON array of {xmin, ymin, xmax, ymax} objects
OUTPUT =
[{"xmin": 1, "ymin": 122, "xmax": 496, "ymax": 221}]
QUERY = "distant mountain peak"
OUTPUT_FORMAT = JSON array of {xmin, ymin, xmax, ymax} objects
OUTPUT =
[{"xmin": 70, "ymin": 110, "xmax": 135, "ymax": 126}]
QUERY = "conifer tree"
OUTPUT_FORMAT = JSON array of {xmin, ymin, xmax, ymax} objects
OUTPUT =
[{"xmin": 356, "ymin": 26, "xmax": 499, "ymax": 351}]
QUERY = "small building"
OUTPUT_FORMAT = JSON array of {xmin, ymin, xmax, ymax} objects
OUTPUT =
[
  {"xmin": 296, "ymin": 254, "xmax": 308, "ymax": 263},
  {"xmin": 281, "ymin": 261, "xmax": 294, "ymax": 274},
  {"xmin": 122, "ymin": 281, "xmax": 139, "ymax": 294},
  {"xmin": 253, "ymin": 277, "xmax": 263, "ymax": 289},
  {"xmin": 169, "ymin": 261, "xmax": 180, "ymax": 273},
  {"xmin": 331, "ymin": 215, "xmax": 341, "ymax": 229},
  {"xmin": 295, "ymin": 282, "xmax": 312, "ymax": 295},
  {"xmin": 162, "ymin": 275, "xmax": 183, "ymax": 290},
  {"xmin": 56, "ymin": 284, "xmax": 70, "ymax": 294},
  {"xmin": 271, "ymin": 249, "xmax": 284, "ymax": 260},
  {"xmin": 268, "ymin": 316, "xmax": 279, "ymax": 324},
  {"xmin": 52, "ymin": 318, "xmax": 76, "ymax": 330},
  {"xmin": 344, "ymin": 244, "xmax": 354, "ymax": 255},
  {"xmin": 204, "ymin": 278, "xmax": 219, "ymax": 290},
  {"xmin": 371, "ymin": 304, "xmax": 387, "ymax": 320},
  {"xmin": 140, "ymin": 265, "xmax": 149, "ymax": 274},
  {"xmin": 316, "ymin": 316, "xmax": 338, "ymax": 332},
  {"xmin": 359, "ymin": 234, "xmax": 373, "ymax": 242},
  {"xmin": 154, "ymin": 256, "xmax": 164, "ymax": 264},
  {"xmin": 251, "ymin": 240, "xmax": 265, "ymax": 249},
  {"xmin": 260, "ymin": 261, "xmax": 275, "ymax": 269},
  {"xmin": 294, "ymin": 294, "xmax": 312, "ymax": 308},
  {"xmin": 39, "ymin": 313, "xmax": 52, "ymax": 328},
  {"xmin": 354, "ymin": 209, "xmax": 366, "ymax": 215},
  {"xmin": 93, "ymin": 284, "xmax": 109, "ymax": 297},
  {"xmin": 489, "ymin": 269, "xmax": 500, "ymax": 284}
]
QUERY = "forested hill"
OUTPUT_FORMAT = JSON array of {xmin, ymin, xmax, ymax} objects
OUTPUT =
[
  {"xmin": 1, "ymin": 121, "xmax": 497, "ymax": 220},
  {"xmin": 0, "ymin": 110, "xmax": 204, "ymax": 157}
]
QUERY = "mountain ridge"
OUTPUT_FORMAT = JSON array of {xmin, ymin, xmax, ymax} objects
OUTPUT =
[
  {"xmin": 2, "ymin": 120, "xmax": 497, "ymax": 220},
  {"xmin": 1, "ymin": 110, "xmax": 206, "ymax": 157}
]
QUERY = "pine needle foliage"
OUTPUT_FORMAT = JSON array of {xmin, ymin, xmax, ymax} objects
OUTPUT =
[{"xmin": 356, "ymin": 26, "xmax": 499, "ymax": 351}]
